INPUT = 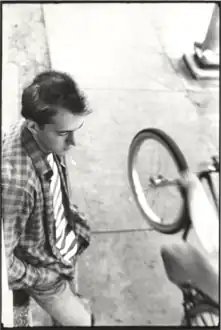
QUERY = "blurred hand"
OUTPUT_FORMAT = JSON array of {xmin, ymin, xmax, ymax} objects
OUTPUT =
[
  {"xmin": 179, "ymin": 171, "xmax": 200, "ymax": 190},
  {"xmin": 34, "ymin": 268, "xmax": 61, "ymax": 290}
]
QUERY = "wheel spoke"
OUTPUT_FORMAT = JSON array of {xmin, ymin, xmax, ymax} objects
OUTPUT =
[
  {"xmin": 209, "ymin": 312, "xmax": 215, "ymax": 325},
  {"xmin": 193, "ymin": 315, "xmax": 202, "ymax": 326},
  {"xmin": 207, "ymin": 312, "xmax": 218, "ymax": 326},
  {"xmin": 191, "ymin": 311, "xmax": 219, "ymax": 326},
  {"xmin": 199, "ymin": 313, "xmax": 208, "ymax": 326},
  {"xmin": 205, "ymin": 312, "xmax": 216, "ymax": 326}
]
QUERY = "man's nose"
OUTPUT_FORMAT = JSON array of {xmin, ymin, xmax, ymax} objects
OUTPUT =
[{"xmin": 67, "ymin": 131, "xmax": 76, "ymax": 146}]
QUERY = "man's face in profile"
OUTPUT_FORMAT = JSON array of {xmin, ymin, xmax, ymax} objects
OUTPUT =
[{"xmin": 37, "ymin": 108, "xmax": 85, "ymax": 156}]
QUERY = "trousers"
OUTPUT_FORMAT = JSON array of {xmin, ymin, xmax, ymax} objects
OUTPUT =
[{"xmin": 25, "ymin": 276, "xmax": 93, "ymax": 326}]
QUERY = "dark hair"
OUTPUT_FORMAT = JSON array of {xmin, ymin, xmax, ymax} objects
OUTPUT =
[{"xmin": 21, "ymin": 70, "xmax": 91, "ymax": 126}]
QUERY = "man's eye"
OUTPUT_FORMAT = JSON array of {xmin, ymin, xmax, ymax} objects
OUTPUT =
[{"xmin": 58, "ymin": 131, "xmax": 68, "ymax": 136}]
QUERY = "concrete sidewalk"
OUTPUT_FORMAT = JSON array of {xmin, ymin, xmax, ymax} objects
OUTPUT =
[
  {"xmin": 43, "ymin": 2, "xmax": 219, "ymax": 326},
  {"xmin": 2, "ymin": 2, "xmax": 219, "ymax": 326}
]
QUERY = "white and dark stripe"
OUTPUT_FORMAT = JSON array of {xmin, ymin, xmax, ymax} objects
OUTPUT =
[{"xmin": 47, "ymin": 153, "xmax": 78, "ymax": 262}]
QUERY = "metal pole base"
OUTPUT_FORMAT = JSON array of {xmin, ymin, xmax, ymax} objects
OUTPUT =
[
  {"xmin": 194, "ymin": 42, "xmax": 219, "ymax": 69},
  {"xmin": 183, "ymin": 53, "xmax": 219, "ymax": 80}
]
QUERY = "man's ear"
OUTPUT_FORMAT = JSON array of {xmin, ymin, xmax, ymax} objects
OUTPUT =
[{"xmin": 26, "ymin": 120, "xmax": 41, "ymax": 133}]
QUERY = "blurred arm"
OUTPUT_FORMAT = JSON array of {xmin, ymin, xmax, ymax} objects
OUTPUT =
[{"xmin": 182, "ymin": 172, "xmax": 219, "ymax": 257}]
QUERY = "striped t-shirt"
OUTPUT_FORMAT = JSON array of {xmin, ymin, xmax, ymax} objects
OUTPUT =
[{"xmin": 47, "ymin": 153, "xmax": 78, "ymax": 262}]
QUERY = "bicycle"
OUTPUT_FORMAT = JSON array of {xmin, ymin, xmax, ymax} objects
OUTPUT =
[{"xmin": 128, "ymin": 128, "xmax": 219, "ymax": 326}]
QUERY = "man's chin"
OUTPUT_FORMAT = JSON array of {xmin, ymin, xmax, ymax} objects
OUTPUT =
[{"xmin": 55, "ymin": 148, "xmax": 70, "ymax": 156}]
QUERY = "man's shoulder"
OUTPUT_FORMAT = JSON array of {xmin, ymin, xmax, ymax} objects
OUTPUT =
[
  {"xmin": 2, "ymin": 120, "xmax": 37, "ymax": 188},
  {"xmin": 3, "ymin": 119, "xmax": 25, "ymax": 151}
]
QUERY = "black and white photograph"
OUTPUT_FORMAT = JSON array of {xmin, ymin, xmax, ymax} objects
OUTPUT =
[{"xmin": 1, "ymin": 1, "xmax": 219, "ymax": 327}]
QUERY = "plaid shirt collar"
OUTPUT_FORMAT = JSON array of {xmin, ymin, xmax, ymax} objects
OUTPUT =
[{"xmin": 21, "ymin": 122, "xmax": 66, "ymax": 179}]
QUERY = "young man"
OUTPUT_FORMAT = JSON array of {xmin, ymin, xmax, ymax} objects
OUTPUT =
[{"xmin": 2, "ymin": 71, "xmax": 94, "ymax": 326}]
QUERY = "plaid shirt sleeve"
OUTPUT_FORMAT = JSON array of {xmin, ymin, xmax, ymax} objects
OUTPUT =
[
  {"xmin": 2, "ymin": 182, "xmax": 40, "ymax": 289},
  {"xmin": 2, "ymin": 182, "xmax": 58, "ymax": 290}
]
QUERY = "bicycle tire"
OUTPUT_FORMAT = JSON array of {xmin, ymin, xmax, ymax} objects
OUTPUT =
[
  {"xmin": 128, "ymin": 128, "xmax": 189, "ymax": 234},
  {"xmin": 181, "ymin": 303, "xmax": 219, "ymax": 326}
]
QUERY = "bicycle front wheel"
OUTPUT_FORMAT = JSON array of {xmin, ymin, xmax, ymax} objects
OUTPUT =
[{"xmin": 128, "ymin": 128, "xmax": 189, "ymax": 234}]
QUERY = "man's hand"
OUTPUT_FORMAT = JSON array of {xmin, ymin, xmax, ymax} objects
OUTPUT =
[
  {"xmin": 34, "ymin": 269, "xmax": 61, "ymax": 290},
  {"xmin": 179, "ymin": 171, "xmax": 200, "ymax": 190}
]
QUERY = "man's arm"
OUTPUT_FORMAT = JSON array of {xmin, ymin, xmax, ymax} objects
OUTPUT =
[
  {"xmin": 2, "ymin": 183, "xmax": 58, "ymax": 290},
  {"xmin": 181, "ymin": 172, "xmax": 219, "ymax": 256}
]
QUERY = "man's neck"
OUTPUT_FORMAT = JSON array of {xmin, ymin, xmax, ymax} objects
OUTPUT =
[{"xmin": 26, "ymin": 121, "xmax": 51, "ymax": 156}]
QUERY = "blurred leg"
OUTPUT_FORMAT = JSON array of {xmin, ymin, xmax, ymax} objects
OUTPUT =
[
  {"xmin": 26, "ymin": 278, "xmax": 91, "ymax": 326},
  {"xmin": 69, "ymin": 277, "xmax": 95, "ymax": 326}
]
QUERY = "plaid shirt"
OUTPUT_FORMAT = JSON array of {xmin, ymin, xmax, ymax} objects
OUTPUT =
[{"xmin": 2, "ymin": 120, "xmax": 91, "ymax": 290}]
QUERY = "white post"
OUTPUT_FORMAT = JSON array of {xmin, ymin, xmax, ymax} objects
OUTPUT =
[
  {"xmin": 200, "ymin": 5, "xmax": 219, "ymax": 53},
  {"xmin": 2, "ymin": 229, "xmax": 14, "ymax": 327},
  {"xmin": 194, "ymin": 3, "xmax": 219, "ymax": 67},
  {"xmin": 183, "ymin": 3, "xmax": 219, "ymax": 79}
]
